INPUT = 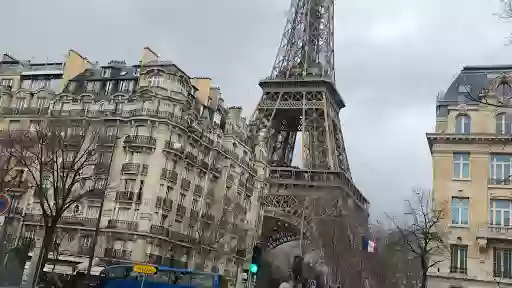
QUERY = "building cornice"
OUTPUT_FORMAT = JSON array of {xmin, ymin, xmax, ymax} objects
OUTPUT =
[{"xmin": 426, "ymin": 133, "xmax": 512, "ymax": 152}]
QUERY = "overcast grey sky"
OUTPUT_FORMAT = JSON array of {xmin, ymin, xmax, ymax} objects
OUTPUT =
[{"xmin": 2, "ymin": 0, "xmax": 511, "ymax": 218}]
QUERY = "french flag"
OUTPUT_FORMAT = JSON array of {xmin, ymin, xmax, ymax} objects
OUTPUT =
[{"xmin": 362, "ymin": 236, "xmax": 377, "ymax": 253}]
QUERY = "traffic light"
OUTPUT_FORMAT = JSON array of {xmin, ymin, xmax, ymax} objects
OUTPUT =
[{"xmin": 250, "ymin": 244, "xmax": 262, "ymax": 274}]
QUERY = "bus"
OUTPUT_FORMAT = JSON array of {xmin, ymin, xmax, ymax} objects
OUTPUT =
[{"xmin": 97, "ymin": 264, "xmax": 228, "ymax": 288}]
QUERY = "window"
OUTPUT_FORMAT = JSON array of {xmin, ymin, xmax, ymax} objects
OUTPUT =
[
  {"xmin": 0, "ymin": 79, "xmax": 13, "ymax": 87},
  {"xmin": 192, "ymin": 198, "xmax": 199, "ymax": 211},
  {"xmin": 450, "ymin": 245, "xmax": 468, "ymax": 274},
  {"xmin": 8, "ymin": 120, "xmax": 21, "ymax": 130},
  {"xmin": 455, "ymin": 115, "xmax": 471, "ymax": 134},
  {"xmin": 148, "ymin": 75, "xmax": 164, "ymax": 87},
  {"xmin": 458, "ymin": 84, "xmax": 470, "ymax": 93},
  {"xmin": 178, "ymin": 193, "xmax": 186, "ymax": 205},
  {"xmin": 451, "ymin": 198, "xmax": 469, "ymax": 225},
  {"xmin": 453, "ymin": 153, "xmax": 470, "ymax": 179},
  {"xmin": 28, "ymin": 120, "xmax": 40, "ymax": 131},
  {"xmin": 490, "ymin": 199, "xmax": 512, "ymax": 226},
  {"xmin": 494, "ymin": 248, "xmax": 512, "ymax": 278},
  {"xmin": 36, "ymin": 98, "xmax": 46, "ymax": 109},
  {"xmin": 101, "ymin": 68, "xmax": 111, "ymax": 77},
  {"xmin": 497, "ymin": 114, "xmax": 512, "ymax": 135},
  {"xmin": 490, "ymin": 154, "xmax": 512, "ymax": 184},
  {"xmin": 14, "ymin": 98, "xmax": 26, "ymax": 110}
]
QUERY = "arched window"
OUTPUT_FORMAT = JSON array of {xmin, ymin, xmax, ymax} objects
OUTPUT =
[
  {"xmin": 455, "ymin": 115, "xmax": 471, "ymax": 134},
  {"xmin": 496, "ymin": 113, "xmax": 512, "ymax": 135}
]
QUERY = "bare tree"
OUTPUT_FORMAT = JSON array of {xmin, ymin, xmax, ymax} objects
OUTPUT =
[
  {"xmin": 386, "ymin": 188, "xmax": 448, "ymax": 288},
  {"xmin": 0, "ymin": 118, "xmax": 110, "ymax": 283}
]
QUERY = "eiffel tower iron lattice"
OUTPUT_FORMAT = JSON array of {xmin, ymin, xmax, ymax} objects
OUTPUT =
[{"xmin": 250, "ymin": 0, "xmax": 370, "ymax": 285}]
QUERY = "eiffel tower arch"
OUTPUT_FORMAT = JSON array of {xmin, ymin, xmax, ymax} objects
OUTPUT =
[{"xmin": 249, "ymin": 0, "xmax": 370, "ymax": 286}]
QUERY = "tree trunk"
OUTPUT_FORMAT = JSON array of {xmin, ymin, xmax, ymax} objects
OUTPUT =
[
  {"xmin": 37, "ymin": 223, "xmax": 56, "ymax": 280},
  {"xmin": 420, "ymin": 258, "xmax": 428, "ymax": 288}
]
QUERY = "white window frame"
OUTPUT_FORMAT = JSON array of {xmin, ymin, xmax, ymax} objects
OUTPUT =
[
  {"xmin": 451, "ymin": 197, "xmax": 469, "ymax": 226},
  {"xmin": 494, "ymin": 248, "xmax": 512, "ymax": 278},
  {"xmin": 490, "ymin": 199, "xmax": 512, "ymax": 226},
  {"xmin": 15, "ymin": 98, "xmax": 26, "ymax": 110},
  {"xmin": 490, "ymin": 154, "xmax": 512, "ymax": 183},
  {"xmin": 455, "ymin": 115, "xmax": 471, "ymax": 134},
  {"xmin": 451, "ymin": 245, "xmax": 468, "ymax": 273},
  {"xmin": 148, "ymin": 75, "xmax": 164, "ymax": 87},
  {"xmin": 101, "ymin": 68, "xmax": 111, "ymax": 77},
  {"xmin": 453, "ymin": 153, "xmax": 470, "ymax": 179}
]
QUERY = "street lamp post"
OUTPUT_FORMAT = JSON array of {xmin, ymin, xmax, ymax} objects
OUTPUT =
[{"xmin": 86, "ymin": 135, "xmax": 118, "ymax": 275}]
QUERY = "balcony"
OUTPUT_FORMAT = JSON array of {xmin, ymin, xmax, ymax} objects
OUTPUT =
[
  {"xmin": 106, "ymin": 219, "xmax": 138, "ymax": 231},
  {"xmin": 477, "ymin": 223, "xmax": 512, "ymax": 241},
  {"xmin": 184, "ymin": 151, "xmax": 198, "ymax": 164},
  {"xmin": 237, "ymin": 181, "xmax": 245, "ymax": 193},
  {"xmin": 226, "ymin": 174, "xmax": 234, "ymax": 187},
  {"xmin": 61, "ymin": 161, "xmax": 74, "ymax": 170},
  {"xmin": 156, "ymin": 197, "xmax": 173, "ymax": 210},
  {"xmin": 59, "ymin": 216, "xmax": 97, "ymax": 228},
  {"xmin": 193, "ymin": 185, "xmax": 203, "ymax": 196},
  {"xmin": 160, "ymin": 168, "xmax": 178, "ymax": 183},
  {"xmin": 98, "ymin": 134, "xmax": 117, "ymax": 146},
  {"xmin": 4, "ymin": 180, "xmax": 30, "ymax": 194},
  {"xmin": 176, "ymin": 204, "xmax": 187, "ymax": 216},
  {"xmin": 123, "ymin": 135, "xmax": 156, "ymax": 148},
  {"xmin": 150, "ymin": 225, "xmax": 170, "ymax": 238},
  {"xmin": 181, "ymin": 178, "xmax": 191, "ymax": 191},
  {"xmin": 121, "ymin": 162, "xmax": 148, "ymax": 176},
  {"xmin": 222, "ymin": 147, "xmax": 239, "ymax": 161},
  {"xmin": 104, "ymin": 248, "xmax": 132, "ymax": 261},
  {"xmin": 115, "ymin": 191, "xmax": 135, "ymax": 202},
  {"xmin": 163, "ymin": 141, "xmax": 184, "ymax": 155}
]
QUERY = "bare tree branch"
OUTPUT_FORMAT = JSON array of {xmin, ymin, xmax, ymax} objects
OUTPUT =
[{"xmin": 0, "ymin": 118, "xmax": 110, "ymax": 279}]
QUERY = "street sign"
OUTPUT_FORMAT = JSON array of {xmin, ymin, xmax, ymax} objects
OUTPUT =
[
  {"xmin": 0, "ymin": 194, "xmax": 10, "ymax": 216},
  {"xmin": 133, "ymin": 264, "xmax": 157, "ymax": 274}
]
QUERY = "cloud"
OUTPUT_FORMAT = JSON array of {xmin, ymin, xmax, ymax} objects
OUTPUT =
[{"xmin": 1, "ymin": 0, "xmax": 511, "ymax": 221}]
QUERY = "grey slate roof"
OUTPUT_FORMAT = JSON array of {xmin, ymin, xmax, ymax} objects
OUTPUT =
[
  {"xmin": 72, "ymin": 66, "xmax": 139, "ymax": 81},
  {"xmin": 436, "ymin": 65, "xmax": 512, "ymax": 117}
]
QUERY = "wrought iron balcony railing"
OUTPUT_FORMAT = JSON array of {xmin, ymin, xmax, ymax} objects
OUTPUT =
[
  {"xmin": 123, "ymin": 135, "xmax": 156, "ymax": 147},
  {"xmin": 106, "ymin": 219, "xmax": 138, "ymax": 231}
]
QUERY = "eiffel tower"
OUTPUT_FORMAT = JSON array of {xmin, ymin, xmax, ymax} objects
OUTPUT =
[{"xmin": 250, "ymin": 0, "xmax": 369, "ymax": 286}]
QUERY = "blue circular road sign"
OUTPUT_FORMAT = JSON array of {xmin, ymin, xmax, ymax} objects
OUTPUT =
[{"xmin": 0, "ymin": 194, "xmax": 10, "ymax": 215}]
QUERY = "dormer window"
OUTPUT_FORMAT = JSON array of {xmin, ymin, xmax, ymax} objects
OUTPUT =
[
  {"xmin": 101, "ymin": 68, "xmax": 111, "ymax": 77},
  {"xmin": 134, "ymin": 68, "xmax": 140, "ymax": 76}
]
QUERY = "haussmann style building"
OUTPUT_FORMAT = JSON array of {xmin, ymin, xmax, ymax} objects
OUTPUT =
[
  {"xmin": 428, "ymin": 65, "xmax": 512, "ymax": 288},
  {"xmin": 0, "ymin": 47, "xmax": 269, "ymax": 287}
]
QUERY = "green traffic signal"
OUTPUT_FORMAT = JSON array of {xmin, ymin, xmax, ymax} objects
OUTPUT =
[{"xmin": 249, "ymin": 263, "xmax": 259, "ymax": 273}]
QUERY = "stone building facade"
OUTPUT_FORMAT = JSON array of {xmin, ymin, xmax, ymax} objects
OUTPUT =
[{"xmin": 0, "ymin": 47, "xmax": 268, "ymax": 287}]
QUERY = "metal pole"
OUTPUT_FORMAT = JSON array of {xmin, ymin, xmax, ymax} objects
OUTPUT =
[{"xmin": 86, "ymin": 135, "xmax": 117, "ymax": 275}]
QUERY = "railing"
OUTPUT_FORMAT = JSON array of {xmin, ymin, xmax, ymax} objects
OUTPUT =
[
  {"xmin": 115, "ymin": 191, "xmax": 135, "ymax": 202},
  {"xmin": 163, "ymin": 141, "xmax": 185, "ymax": 154},
  {"xmin": 150, "ymin": 224, "xmax": 170, "ymax": 237},
  {"xmin": 268, "ymin": 167, "xmax": 369, "ymax": 208},
  {"xmin": 199, "ymin": 159, "xmax": 209, "ymax": 170},
  {"xmin": 226, "ymin": 174, "xmax": 234, "ymax": 187},
  {"xmin": 489, "ymin": 178, "xmax": 512, "ymax": 185},
  {"xmin": 123, "ymin": 135, "xmax": 156, "ymax": 147},
  {"xmin": 106, "ymin": 219, "xmax": 138, "ymax": 231},
  {"xmin": 184, "ymin": 151, "xmax": 198, "ymax": 163},
  {"xmin": 104, "ymin": 248, "xmax": 132, "ymax": 260},
  {"xmin": 478, "ymin": 223, "xmax": 512, "ymax": 239},
  {"xmin": 121, "ymin": 162, "xmax": 148, "ymax": 176},
  {"xmin": 449, "ymin": 266, "xmax": 467, "ymax": 274},
  {"xmin": 59, "ymin": 216, "xmax": 97, "ymax": 228}
]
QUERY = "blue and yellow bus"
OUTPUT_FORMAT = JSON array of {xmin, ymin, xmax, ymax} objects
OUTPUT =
[{"xmin": 97, "ymin": 264, "xmax": 227, "ymax": 288}]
